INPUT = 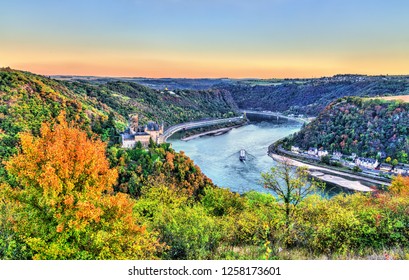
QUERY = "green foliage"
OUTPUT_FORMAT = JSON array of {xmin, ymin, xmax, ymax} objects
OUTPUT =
[
  {"xmin": 111, "ymin": 141, "xmax": 213, "ymax": 199},
  {"xmin": 353, "ymin": 166, "xmax": 362, "ymax": 173},
  {"xmin": 134, "ymin": 184, "xmax": 224, "ymax": 260},
  {"xmin": 320, "ymin": 155, "xmax": 331, "ymax": 165},
  {"xmin": 0, "ymin": 68, "xmax": 122, "ymax": 165},
  {"xmin": 283, "ymin": 97, "xmax": 409, "ymax": 162},
  {"xmin": 64, "ymin": 80, "xmax": 239, "ymax": 127},
  {"xmin": 0, "ymin": 185, "xmax": 32, "ymax": 259},
  {"xmin": 261, "ymin": 160, "xmax": 323, "ymax": 229},
  {"xmin": 200, "ymin": 186, "xmax": 244, "ymax": 216},
  {"xmin": 157, "ymin": 205, "xmax": 225, "ymax": 260}
]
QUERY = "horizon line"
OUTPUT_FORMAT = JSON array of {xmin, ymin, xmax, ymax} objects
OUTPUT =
[{"xmin": 2, "ymin": 67, "xmax": 409, "ymax": 80}]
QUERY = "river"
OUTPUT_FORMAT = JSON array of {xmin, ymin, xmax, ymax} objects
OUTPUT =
[{"xmin": 168, "ymin": 117, "xmax": 306, "ymax": 194}]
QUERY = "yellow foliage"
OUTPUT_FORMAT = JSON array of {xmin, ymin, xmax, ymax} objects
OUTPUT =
[{"xmin": 390, "ymin": 175, "xmax": 409, "ymax": 196}]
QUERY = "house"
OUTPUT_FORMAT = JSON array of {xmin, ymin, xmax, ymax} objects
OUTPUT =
[
  {"xmin": 317, "ymin": 149, "xmax": 329, "ymax": 158},
  {"xmin": 121, "ymin": 115, "xmax": 164, "ymax": 148},
  {"xmin": 332, "ymin": 151, "xmax": 343, "ymax": 160},
  {"xmin": 378, "ymin": 163, "xmax": 393, "ymax": 173},
  {"xmin": 392, "ymin": 164, "xmax": 409, "ymax": 175},
  {"xmin": 355, "ymin": 157, "xmax": 379, "ymax": 169},
  {"xmin": 291, "ymin": 146, "xmax": 300, "ymax": 153},
  {"xmin": 308, "ymin": 147, "xmax": 318, "ymax": 156}
]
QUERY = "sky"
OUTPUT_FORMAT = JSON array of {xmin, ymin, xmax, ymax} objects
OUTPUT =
[{"xmin": 1, "ymin": 0, "xmax": 408, "ymax": 78}]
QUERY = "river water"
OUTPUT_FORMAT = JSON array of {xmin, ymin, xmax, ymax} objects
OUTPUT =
[{"xmin": 168, "ymin": 117, "xmax": 303, "ymax": 194}]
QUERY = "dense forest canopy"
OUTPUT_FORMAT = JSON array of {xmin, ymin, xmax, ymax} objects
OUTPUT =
[
  {"xmin": 64, "ymin": 80, "xmax": 239, "ymax": 126},
  {"xmin": 282, "ymin": 97, "xmax": 409, "ymax": 162}
]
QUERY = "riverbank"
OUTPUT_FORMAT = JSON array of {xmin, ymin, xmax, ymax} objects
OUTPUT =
[
  {"xmin": 181, "ymin": 124, "xmax": 245, "ymax": 141},
  {"xmin": 162, "ymin": 115, "xmax": 246, "ymax": 142},
  {"xmin": 270, "ymin": 153, "xmax": 390, "ymax": 192}
]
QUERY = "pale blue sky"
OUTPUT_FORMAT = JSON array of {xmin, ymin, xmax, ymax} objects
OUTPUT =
[{"xmin": 1, "ymin": 0, "xmax": 408, "ymax": 77}]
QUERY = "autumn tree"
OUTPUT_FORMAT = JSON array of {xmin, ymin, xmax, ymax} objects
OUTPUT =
[
  {"xmin": 4, "ymin": 113, "xmax": 163, "ymax": 259},
  {"xmin": 389, "ymin": 175, "xmax": 409, "ymax": 196}
]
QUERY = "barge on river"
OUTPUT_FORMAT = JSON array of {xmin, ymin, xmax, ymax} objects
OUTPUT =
[{"xmin": 239, "ymin": 149, "xmax": 246, "ymax": 161}]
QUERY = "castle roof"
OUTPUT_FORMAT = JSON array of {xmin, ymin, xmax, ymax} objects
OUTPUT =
[{"xmin": 146, "ymin": 121, "xmax": 161, "ymax": 131}]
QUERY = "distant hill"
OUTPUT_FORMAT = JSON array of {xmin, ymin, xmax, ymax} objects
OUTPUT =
[
  {"xmin": 216, "ymin": 75, "xmax": 409, "ymax": 116},
  {"xmin": 281, "ymin": 96, "xmax": 409, "ymax": 162},
  {"xmin": 54, "ymin": 75, "xmax": 234, "ymax": 90},
  {"xmin": 54, "ymin": 74, "xmax": 409, "ymax": 118}
]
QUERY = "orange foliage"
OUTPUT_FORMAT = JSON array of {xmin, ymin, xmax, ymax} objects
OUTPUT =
[
  {"xmin": 165, "ymin": 151, "xmax": 175, "ymax": 170},
  {"xmin": 7, "ymin": 112, "xmax": 117, "ymax": 203},
  {"xmin": 389, "ymin": 175, "xmax": 409, "ymax": 196},
  {"xmin": 5, "ymin": 113, "xmax": 163, "ymax": 259}
]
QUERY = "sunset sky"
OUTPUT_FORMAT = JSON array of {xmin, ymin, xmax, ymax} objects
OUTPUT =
[{"xmin": 1, "ymin": 0, "xmax": 408, "ymax": 78}]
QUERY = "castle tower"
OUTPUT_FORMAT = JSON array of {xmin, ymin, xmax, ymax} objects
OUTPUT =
[
  {"xmin": 160, "ymin": 123, "xmax": 164, "ymax": 134},
  {"xmin": 129, "ymin": 115, "xmax": 139, "ymax": 134}
]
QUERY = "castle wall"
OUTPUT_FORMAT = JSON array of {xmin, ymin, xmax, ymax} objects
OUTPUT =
[{"xmin": 134, "ymin": 134, "xmax": 151, "ymax": 147}]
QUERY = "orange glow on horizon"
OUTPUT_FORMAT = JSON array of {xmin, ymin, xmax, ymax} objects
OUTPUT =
[
  {"xmin": 1, "ymin": 47, "xmax": 408, "ymax": 79},
  {"xmin": 5, "ymin": 62, "xmax": 407, "ymax": 79}
]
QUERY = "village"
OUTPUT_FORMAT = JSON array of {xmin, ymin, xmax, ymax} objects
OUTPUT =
[{"xmin": 289, "ymin": 145, "xmax": 409, "ymax": 177}]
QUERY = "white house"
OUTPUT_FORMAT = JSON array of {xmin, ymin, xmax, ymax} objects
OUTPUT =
[
  {"xmin": 378, "ymin": 163, "xmax": 393, "ymax": 172},
  {"xmin": 393, "ymin": 164, "xmax": 409, "ymax": 175},
  {"xmin": 355, "ymin": 157, "xmax": 378, "ymax": 169},
  {"xmin": 291, "ymin": 146, "xmax": 300, "ymax": 153},
  {"xmin": 308, "ymin": 147, "xmax": 318, "ymax": 156},
  {"xmin": 332, "ymin": 151, "xmax": 343, "ymax": 160},
  {"xmin": 317, "ymin": 150, "xmax": 329, "ymax": 158}
]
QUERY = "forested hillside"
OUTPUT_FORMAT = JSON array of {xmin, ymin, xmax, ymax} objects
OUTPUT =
[
  {"xmin": 282, "ymin": 97, "xmax": 409, "ymax": 162},
  {"xmin": 0, "ymin": 68, "xmax": 118, "ymax": 162},
  {"xmin": 217, "ymin": 75, "xmax": 409, "ymax": 116},
  {"xmin": 64, "ymin": 80, "xmax": 238, "ymax": 126}
]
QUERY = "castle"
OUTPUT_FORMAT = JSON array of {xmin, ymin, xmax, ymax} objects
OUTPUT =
[{"xmin": 121, "ymin": 115, "xmax": 164, "ymax": 148}]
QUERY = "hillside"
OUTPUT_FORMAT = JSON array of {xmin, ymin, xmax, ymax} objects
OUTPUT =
[
  {"xmin": 281, "ymin": 96, "xmax": 409, "ymax": 162},
  {"xmin": 217, "ymin": 75, "xmax": 409, "ymax": 116},
  {"xmin": 0, "ymin": 68, "xmax": 118, "ymax": 160},
  {"xmin": 64, "ymin": 80, "xmax": 238, "ymax": 126}
]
